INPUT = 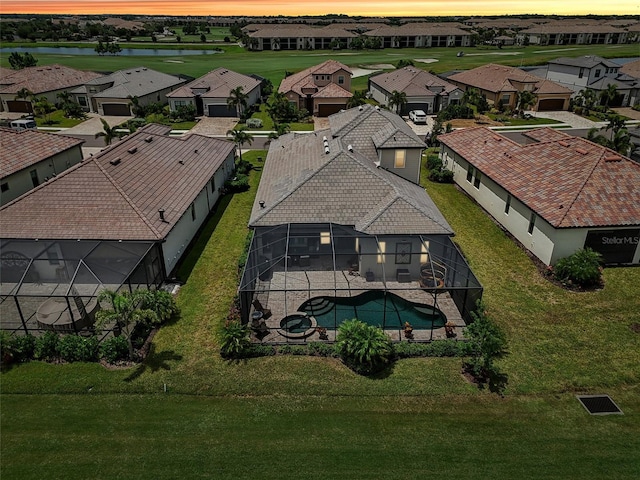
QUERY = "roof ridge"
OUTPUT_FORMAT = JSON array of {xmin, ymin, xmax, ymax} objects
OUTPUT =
[{"xmin": 93, "ymin": 154, "xmax": 163, "ymax": 239}]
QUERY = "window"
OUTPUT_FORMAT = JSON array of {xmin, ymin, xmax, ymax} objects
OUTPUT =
[
  {"xmin": 1, "ymin": 182, "xmax": 8, "ymax": 193},
  {"xmin": 377, "ymin": 241, "xmax": 386, "ymax": 264},
  {"xmin": 78, "ymin": 96, "xmax": 87, "ymax": 107},
  {"xmin": 338, "ymin": 75, "xmax": 345, "ymax": 85},
  {"xmin": 501, "ymin": 94, "xmax": 510, "ymax": 104},
  {"xmin": 473, "ymin": 171, "xmax": 481, "ymax": 189},
  {"xmin": 528, "ymin": 212, "xmax": 536, "ymax": 234},
  {"xmin": 47, "ymin": 249, "xmax": 60, "ymax": 265},
  {"xmin": 30, "ymin": 169, "xmax": 39, "ymax": 188},
  {"xmin": 320, "ymin": 232, "xmax": 331, "ymax": 245},
  {"xmin": 210, "ymin": 177, "xmax": 215, "ymax": 192},
  {"xmin": 578, "ymin": 68, "xmax": 584, "ymax": 78},
  {"xmin": 466, "ymin": 165, "xmax": 474, "ymax": 183},
  {"xmin": 174, "ymin": 100, "xmax": 187, "ymax": 107},
  {"xmin": 394, "ymin": 150, "xmax": 406, "ymax": 168},
  {"xmin": 595, "ymin": 69, "xmax": 601, "ymax": 78},
  {"xmin": 395, "ymin": 242, "xmax": 411, "ymax": 264},
  {"xmin": 505, "ymin": 194, "xmax": 511, "ymax": 214},
  {"xmin": 191, "ymin": 203, "xmax": 196, "ymax": 221}
]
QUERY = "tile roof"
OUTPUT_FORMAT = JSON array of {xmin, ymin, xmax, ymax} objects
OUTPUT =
[
  {"xmin": 250, "ymin": 107, "xmax": 450, "ymax": 236},
  {"xmin": 364, "ymin": 23, "xmax": 470, "ymax": 36},
  {"xmin": 0, "ymin": 124, "xmax": 235, "ymax": 241},
  {"xmin": 520, "ymin": 24, "xmax": 625, "ymax": 34},
  {"xmin": 247, "ymin": 24, "xmax": 356, "ymax": 38},
  {"xmin": 70, "ymin": 67, "xmax": 185, "ymax": 99},
  {"xmin": 548, "ymin": 56, "xmax": 620, "ymax": 69},
  {"xmin": 167, "ymin": 67, "xmax": 260, "ymax": 99},
  {"xmin": 449, "ymin": 64, "xmax": 572, "ymax": 95},
  {"xmin": 619, "ymin": 59, "xmax": 640, "ymax": 80},
  {"xmin": 278, "ymin": 60, "xmax": 352, "ymax": 98},
  {"xmin": 0, "ymin": 128, "xmax": 84, "ymax": 178},
  {"xmin": 439, "ymin": 127, "xmax": 640, "ymax": 229},
  {"xmin": 369, "ymin": 66, "xmax": 460, "ymax": 97},
  {"xmin": 0, "ymin": 64, "xmax": 102, "ymax": 95}
]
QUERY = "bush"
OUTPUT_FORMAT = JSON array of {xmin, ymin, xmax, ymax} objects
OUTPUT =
[
  {"xmin": 244, "ymin": 344, "xmax": 276, "ymax": 357},
  {"xmin": 553, "ymin": 248, "xmax": 603, "ymax": 288},
  {"xmin": 236, "ymin": 159, "xmax": 253, "ymax": 175},
  {"xmin": 426, "ymin": 154, "xmax": 442, "ymax": 171},
  {"xmin": 394, "ymin": 340, "xmax": 473, "ymax": 358},
  {"xmin": 58, "ymin": 335, "xmax": 99, "ymax": 362},
  {"xmin": 224, "ymin": 174, "xmax": 250, "ymax": 193},
  {"xmin": 246, "ymin": 118, "xmax": 263, "ymax": 129},
  {"xmin": 308, "ymin": 341, "xmax": 338, "ymax": 357},
  {"xmin": 437, "ymin": 104, "xmax": 474, "ymax": 122},
  {"xmin": 34, "ymin": 331, "xmax": 60, "ymax": 361},
  {"xmin": 429, "ymin": 168, "xmax": 454, "ymax": 183},
  {"xmin": 220, "ymin": 320, "xmax": 251, "ymax": 359},
  {"xmin": 10, "ymin": 334, "xmax": 36, "ymax": 363},
  {"xmin": 336, "ymin": 319, "xmax": 393, "ymax": 375},
  {"xmin": 140, "ymin": 289, "xmax": 179, "ymax": 325},
  {"xmin": 100, "ymin": 335, "xmax": 129, "ymax": 363}
]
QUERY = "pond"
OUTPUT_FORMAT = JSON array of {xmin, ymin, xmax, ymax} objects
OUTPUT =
[{"xmin": 0, "ymin": 46, "xmax": 222, "ymax": 56}]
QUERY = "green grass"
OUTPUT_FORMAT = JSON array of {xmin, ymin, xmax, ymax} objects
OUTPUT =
[
  {"xmin": 236, "ymin": 104, "xmax": 315, "ymax": 131},
  {"xmin": 486, "ymin": 113, "xmax": 562, "ymax": 126},
  {"xmin": 35, "ymin": 109, "xmax": 85, "ymax": 128},
  {"xmin": 2, "ymin": 94, "xmax": 640, "ymax": 476}
]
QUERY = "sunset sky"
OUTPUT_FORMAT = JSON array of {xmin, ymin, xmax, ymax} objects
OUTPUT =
[{"xmin": 0, "ymin": 1, "xmax": 637, "ymax": 17}]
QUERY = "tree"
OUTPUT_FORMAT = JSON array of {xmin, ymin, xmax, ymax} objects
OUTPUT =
[
  {"xmin": 576, "ymin": 88, "xmax": 597, "ymax": 116},
  {"xmin": 226, "ymin": 128, "xmax": 253, "ymax": 161},
  {"xmin": 599, "ymin": 83, "xmax": 618, "ymax": 109},
  {"xmin": 33, "ymin": 96, "xmax": 55, "ymax": 124},
  {"xmin": 14, "ymin": 87, "xmax": 34, "ymax": 102},
  {"xmin": 336, "ymin": 319, "xmax": 393, "ymax": 375},
  {"xmin": 226, "ymin": 86, "xmax": 248, "ymax": 118},
  {"xmin": 395, "ymin": 59, "xmax": 414, "ymax": 68},
  {"xmin": 267, "ymin": 122, "xmax": 290, "ymax": 140},
  {"xmin": 346, "ymin": 90, "xmax": 367, "ymax": 108},
  {"xmin": 200, "ymin": 34, "xmax": 206, "ymax": 43},
  {"xmin": 127, "ymin": 95, "xmax": 146, "ymax": 118},
  {"xmin": 515, "ymin": 90, "xmax": 537, "ymax": 116},
  {"xmin": 95, "ymin": 118, "xmax": 123, "ymax": 145},
  {"xmin": 8, "ymin": 51, "xmax": 37, "ymax": 69},
  {"xmin": 388, "ymin": 90, "xmax": 407, "ymax": 115}
]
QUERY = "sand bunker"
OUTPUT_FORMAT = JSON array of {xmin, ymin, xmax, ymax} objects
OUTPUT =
[
  {"xmin": 414, "ymin": 58, "xmax": 439, "ymax": 64},
  {"xmin": 164, "ymin": 59, "xmax": 184, "ymax": 63}
]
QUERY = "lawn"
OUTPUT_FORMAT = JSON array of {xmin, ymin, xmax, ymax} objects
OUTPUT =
[
  {"xmin": 236, "ymin": 104, "xmax": 315, "ymax": 131},
  {"xmin": 2, "ymin": 113, "xmax": 640, "ymax": 475},
  {"xmin": 34, "ymin": 109, "xmax": 86, "ymax": 128}
]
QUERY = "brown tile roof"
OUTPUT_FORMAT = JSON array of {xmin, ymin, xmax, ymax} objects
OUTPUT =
[
  {"xmin": 0, "ymin": 128, "xmax": 84, "ymax": 178},
  {"xmin": 369, "ymin": 66, "xmax": 460, "ymax": 97},
  {"xmin": 620, "ymin": 59, "xmax": 640, "ymax": 80},
  {"xmin": 365, "ymin": 23, "xmax": 470, "ymax": 36},
  {"xmin": 279, "ymin": 60, "xmax": 352, "ymax": 99},
  {"xmin": 439, "ymin": 127, "xmax": 640, "ymax": 229},
  {"xmin": 0, "ymin": 124, "xmax": 235, "ymax": 241},
  {"xmin": 448, "ymin": 64, "xmax": 572, "ymax": 95},
  {"xmin": 520, "ymin": 24, "xmax": 625, "ymax": 34},
  {"xmin": 0, "ymin": 64, "xmax": 102, "ymax": 95},
  {"xmin": 167, "ymin": 67, "xmax": 260, "ymax": 99}
]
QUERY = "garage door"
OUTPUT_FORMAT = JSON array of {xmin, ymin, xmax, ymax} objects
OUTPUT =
[
  {"xmin": 317, "ymin": 104, "xmax": 345, "ymax": 117},
  {"xmin": 406, "ymin": 103, "xmax": 429, "ymax": 115},
  {"xmin": 6, "ymin": 100, "xmax": 33, "ymax": 113},
  {"xmin": 102, "ymin": 103, "xmax": 131, "ymax": 116},
  {"xmin": 207, "ymin": 104, "xmax": 237, "ymax": 117},
  {"xmin": 537, "ymin": 99, "xmax": 565, "ymax": 111}
]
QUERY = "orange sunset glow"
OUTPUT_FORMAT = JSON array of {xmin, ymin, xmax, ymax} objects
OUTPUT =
[{"xmin": 0, "ymin": 0, "xmax": 636, "ymax": 16}]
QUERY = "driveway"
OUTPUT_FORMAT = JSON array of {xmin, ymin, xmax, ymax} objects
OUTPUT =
[
  {"xmin": 59, "ymin": 113, "xmax": 131, "ymax": 135},
  {"xmin": 525, "ymin": 110, "xmax": 603, "ymax": 129},
  {"xmin": 189, "ymin": 116, "xmax": 238, "ymax": 136}
]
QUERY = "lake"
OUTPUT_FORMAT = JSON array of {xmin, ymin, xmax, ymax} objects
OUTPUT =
[{"xmin": 0, "ymin": 46, "xmax": 221, "ymax": 56}]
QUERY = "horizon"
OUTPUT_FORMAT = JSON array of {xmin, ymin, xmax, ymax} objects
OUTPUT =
[{"xmin": 0, "ymin": 1, "xmax": 637, "ymax": 17}]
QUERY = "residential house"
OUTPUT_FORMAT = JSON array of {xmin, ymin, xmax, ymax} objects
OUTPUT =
[
  {"xmin": 439, "ymin": 127, "xmax": 640, "ymax": 266},
  {"xmin": 0, "ymin": 124, "xmax": 236, "ymax": 335},
  {"xmin": 278, "ymin": 60, "xmax": 353, "ymax": 117},
  {"xmin": 517, "ymin": 23, "xmax": 628, "ymax": 46},
  {"xmin": 0, "ymin": 64, "xmax": 102, "ymax": 113},
  {"xmin": 543, "ymin": 56, "xmax": 639, "ymax": 106},
  {"xmin": 70, "ymin": 66, "xmax": 187, "ymax": 116},
  {"xmin": 368, "ymin": 66, "xmax": 464, "ymax": 115},
  {"xmin": 0, "ymin": 128, "xmax": 84, "ymax": 205},
  {"xmin": 167, "ymin": 67, "xmax": 261, "ymax": 117},
  {"xmin": 238, "ymin": 104, "xmax": 482, "ymax": 342},
  {"xmin": 447, "ymin": 63, "xmax": 573, "ymax": 111}
]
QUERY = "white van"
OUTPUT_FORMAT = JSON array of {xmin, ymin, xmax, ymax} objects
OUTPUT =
[{"xmin": 9, "ymin": 119, "xmax": 37, "ymax": 131}]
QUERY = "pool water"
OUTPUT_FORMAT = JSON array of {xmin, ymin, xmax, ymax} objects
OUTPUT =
[
  {"xmin": 280, "ymin": 314, "xmax": 312, "ymax": 333},
  {"xmin": 300, "ymin": 291, "xmax": 446, "ymax": 330}
]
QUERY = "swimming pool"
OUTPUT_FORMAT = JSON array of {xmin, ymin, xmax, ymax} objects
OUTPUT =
[{"xmin": 299, "ymin": 291, "xmax": 446, "ymax": 330}]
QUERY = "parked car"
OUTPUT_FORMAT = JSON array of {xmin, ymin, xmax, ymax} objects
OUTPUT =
[
  {"xmin": 409, "ymin": 110, "xmax": 427, "ymax": 124},
  {"xmin": 9, "ymin": 118, "xmax": 37, "ymax": 131}
]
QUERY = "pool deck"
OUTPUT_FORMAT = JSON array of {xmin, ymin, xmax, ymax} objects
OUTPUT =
[{"xmin": 250, "ymin": 268, "xmax": 466, "ymax": 344}]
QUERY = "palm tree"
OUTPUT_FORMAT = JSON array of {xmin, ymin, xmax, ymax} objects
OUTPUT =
[
  {"xmin": 576, "ymin": 88, "xmax": 597, "ymax": 116},
  {"xmin": 14, "ymin": 87, "xmax": 34, "ymax": 101},
  {"xmin": 95, "ymin": 289, "xmax": 158, "ymax": 360},
  {"xmin": 226, "ymin": 128, "xmax": 253, "ymax": 161},
  {"xmin": 611, "ymin": 128, "xmax": 631, "ymax": 156},
  {"xmin": 599, "ymin": 83, "xmax": 618, "ymax": 109},
  {"xmin": 388, "ymin": 90, "xmax": 407, "ymax": 115},
  {"xmin": 346, "ymin": 90, "xmax": 367, "ymax": 108},
  {"xmin": 127, "ymin": 95, "xmax": 145, "ymax": 118},
  {"xmin": 95, "ymin": 118, "xmax": 122, "ymax": 146},
  {"xmin": 515, "ymin": 90, "xmax": 537, "ymax": 116},
  {"xmin": 226, "ymin": 86, "xmax": 248, "ymax": 118},
  {"xmin": 267, "ymin": 122, "xmax": 290, "ymax": 141}
]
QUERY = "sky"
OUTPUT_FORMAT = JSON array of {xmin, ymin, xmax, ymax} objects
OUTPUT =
[{"xmin": 0, "ymin": 1, "xmax": 637, "ymax": 17}]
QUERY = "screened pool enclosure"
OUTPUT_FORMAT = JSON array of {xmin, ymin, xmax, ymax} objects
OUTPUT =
[
  {"xmin": 0, "ymin": 239, "xmax": 163, "ymax": 335},
  {"xmin": 239, "ymin": 224, "xmax": 483, "ymax": 343}
]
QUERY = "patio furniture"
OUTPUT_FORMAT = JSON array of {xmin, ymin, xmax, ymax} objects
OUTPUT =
[
  {"xmin": 252, "ymin": 299, "xmax": 272, "ymax": 319},
  {"xmin": 365, "ymin": 271, "xmax": 375, "ymax": 282},
  {"xmin": 396, "ymin": 268, "xmax": 411, "ymax": 283}
]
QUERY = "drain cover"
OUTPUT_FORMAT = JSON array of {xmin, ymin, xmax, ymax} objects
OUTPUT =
[{"xmin": 576, "ymin": 395, "xmax": 623, "ymax": 415}]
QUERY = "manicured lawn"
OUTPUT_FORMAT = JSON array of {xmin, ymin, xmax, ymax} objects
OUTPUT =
[
  {"xmin": 2, "ymin": 121, "xmax": 640, "ymax": 475},
  {"xmin": 35, "ymin": 109, "xmax": 85, "ymax": 128},
  {"xmin": 486, "ymin": 113, "xmax": 562, "ymax": 126},
  {"xmin": 236, "ymin": 104, "xmax": 315, "ymax": 131}
]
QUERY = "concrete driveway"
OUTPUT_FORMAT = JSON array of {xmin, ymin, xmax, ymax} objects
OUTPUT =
[
  {"xmin": 60, "ymin": 113, "xmax": 131, "ymax": 135},
  {"xmin": 189, "ymin": 116, "xmax": 238, "ymax": 136}
]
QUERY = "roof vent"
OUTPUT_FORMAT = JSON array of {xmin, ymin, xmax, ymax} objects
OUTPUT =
[
  {"xmin": 259, "ymin": 200, "xmax": 265, "ymax": 208},
  {"xmin": 347, "ymin": 144, "xmax": 353, "ymax": 152},
  {"xmin": 604, "ymin": 155, "xmax": 621, "ymax": 162},
  {"xmin": 493, "ymin": 136, "xmax": 502, "ymax": 142},
  {"xmin": 144, "ymin": 136, "xmax": 153, "ymax": 143},
  {"xmin": 322, "ymin": 136, "xmax": 327, "ymax": 141},
  {"xmin": 110, "ymin": 158, "xmax": 121, "ymax": 166},
  {"xmin": 127, "ymin": 147, "xmax": 137, "ymax": 154},
  {"xmin": 324, "ymin": 146, "xmax": 330, "ymax": 154},
  {"xmin": 375, "ymin": 105, "xmax": 380, "ymax": 110},
  {"xmin": 194, "ymin": 149, "xmax": 198, "ymax": 153},
  {"xmin": 575, "ymin": 148, "xmax": 589, "ymax": 155},
  {"xmin": 158, "ymin": 209, "xmax": 166, "ymax": 222},
  {"xmin": 558, "ymin": 141, "xmax": 570, "ymax": 147},
  {"xmin": 179, "ymin": 160, "xmax": 185, "ymax": 165},
  {"xmin": 358, "ymin": 105, "xmax": 363, "ymax": 111}
]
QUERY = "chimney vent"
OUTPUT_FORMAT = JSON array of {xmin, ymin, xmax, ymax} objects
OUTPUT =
[
  {"xmin": 348, "ymin": 144, "xmax": 353, "ymax": 152},
  {"xmin": 128, "ymin": 147, "xmax": 137, "ymax": 154},
  {"xmin": 145, "ymin": 136, "xmax": 153, "ymax": 143},
  {"xmin": 158, "ymin": 209, "xmax": 166, "ymax": 221},
  {"xmin": 325, "ymin": 146, "xmax": 330, "ymax": 154},
  {"xmin": 259, "ymin": 201, "xmax": 265, "ymax": 208}
]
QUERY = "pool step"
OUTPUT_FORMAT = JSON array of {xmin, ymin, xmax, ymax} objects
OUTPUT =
[{"xmin": 304, "ymin": 298, "xmax": 333, "ymax": 316}]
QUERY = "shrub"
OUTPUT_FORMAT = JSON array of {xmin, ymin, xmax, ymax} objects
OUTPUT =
[
  {"xmin": 58, "ymin": 335, "xmax": 99, "ymax": 362},
  {"xmin": 244, "ymin": 344, "xmax": 276, "ymax": 357},
  {"xmin": 336, "ymin": 319, "xmax": 393, "ymax": 375},
  {"xmin": 553, "ymin": 248, "xmax": 603, "ymax": 288},
  {"xmin": 10, "ymin": 334, "xmax": 36, "ymax": 363},
  {"xmin": 34, "ymin": 331, "xmax": 60, "ymax": 361},
  {"xmin": 437, "ymin": 104, "xmax": 475, "ymax": 122},
  {"xmin": 140, "ymin": 289, "xmax": 179, "ymax": 325},
  {"xmin": 426, "ymin": 154, "xmax": 442, "ymax": 171},
  {"xmin": 100, "ymin": 335, "xmax": 129, "ymax": 363},
  {"xmin": 246, "ymin": 118, "xmax": 263, "ymax": 129},
  {"xmin": 220, "ymin": 320, "xmax": 251, "ymax": 359},
  {"xmin": 394, "ymin": 340, "xmax": 473, "ymax": 358},
  {"xmin": 0, "ymin": 330, "xmax": 13, "ymax": 364},
  {"xmin": 429, "ymin": 168, "xmax": 454, "ymax": 183},
  {"xmin": 224, "ymin": 174, "xmax": 250, "ymax": 193},
  {"xmin": 236, "ymin": 159, "xmax": 253, "ymax": 175},
  {"xmin": 308, "ymin": 341, "xmax": 337, "ymax": 357}
]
